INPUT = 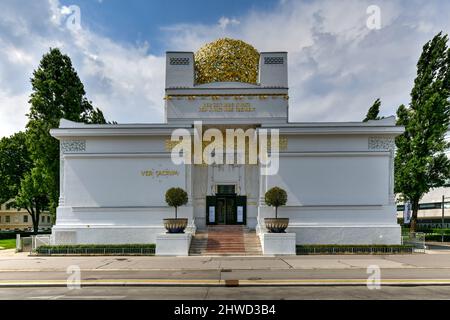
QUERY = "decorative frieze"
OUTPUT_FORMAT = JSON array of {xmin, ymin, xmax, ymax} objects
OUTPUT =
[
  {"xmin": 368, "ymin": 137, "xmax": 395, "ymax": 151},
  {"xmin": 61, "ymin": 140, "xmax": 86, "ymax": 153},
  {"xmin": 164, "ymin": 94, "xmax": 289, "ymax": 101},
  {"xmin": 264, "ymin": 56, "xmax": 284, "ymax": 65},
  {"xmin": 169, "ymin": 57, "xmax": 190, "ymax": 65}
]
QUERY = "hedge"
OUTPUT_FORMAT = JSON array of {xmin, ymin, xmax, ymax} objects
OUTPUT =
[
  {"xmin": 425, "ymin": 234, "xmax": 450, "ymax": 242},
  {"xmin": 35, "ymin": 244, "xmax": 156, "ymax": 256},
  {"xmin": 296, "ymin": 244, "xmax": 414, "ymax": 255},
  {"xmin": 0, "ymin": 231, "xmax": 51, "ymax": 240}
]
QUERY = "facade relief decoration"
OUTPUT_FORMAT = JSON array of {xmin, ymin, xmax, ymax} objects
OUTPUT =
[
  {"xmin": 61, "ymin": 140, "xmax": 86, "ymax": 153},
  {"xmin": 368, "ymin": 137, "xmax": 396, "ymax": 151}
]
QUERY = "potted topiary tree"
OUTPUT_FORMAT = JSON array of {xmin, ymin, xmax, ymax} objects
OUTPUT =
[
  {"xmin": 164, "ymin": 187, "xmax": 189, "ymax": 233},
  {"xmin": 264, "ymin": 187, "xmax": 289, "ymax": 233}
]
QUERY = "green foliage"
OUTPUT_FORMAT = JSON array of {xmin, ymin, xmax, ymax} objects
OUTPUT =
[
  {"xmin": 35, "ymin": 244, "xmax": 155, "ymax": 255},
  {"xmin": 395, "ymin": 32, "xmax": 450, "ymax": 231},
  {"xmin": 363, "ymin": 98, "xmax": 382, "ymax": 122},
  {"xmin": 14, "ymin": 167, "xmax": 49, "ymax": 234},
  {"xmin": 165, "ymin": 187, "xmax": 188, "ymax": 219},
  {"xmin": 26, "ymin": 48, "xmax": 108, "ymax": 216},
  {"xmin": 296, "ymin": 244, "xmax": 414, "ymax": 255},
  {"xmin": 0, "ymin": 239, "xmax": 16, "ymax": 250},
  {"xmin": 0, "ymin": 231, "xmax": 50, "ymax": 240},
  {"xmin": 0, "ymin": 132, "xmax": 32, "ymax": 204},
  {"xmin": 264, "ymin": 187, "xmax": 287, "ymax": 218},
  {"xmin": 37, "ymin": 244, "xmax": 155, "ymax": 249},
  {"xmin": 27, "ymin": 48, "xmax": 106, "ymax": 124},
  {"xmin": 425, "ymin": 234, "xmax": 450, "ymax": 242}
]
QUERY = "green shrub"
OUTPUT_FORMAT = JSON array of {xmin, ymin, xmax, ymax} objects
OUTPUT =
[
  {"xmin": 425, "ymin": 234, "xmax": 450, "ymax": 242},
  {"xmin": 264, "ymin": 187, "xmax": 287, "ymax": 218},
  {"xmin": 296, "ymin": 244, "xmax": 414, "ymax": 255},
  {"xmin": 35, "ymin": 243, "xmax": 156, "ymax": 255},
  {"xmin": 37, "ymin": 243, "xmax": 155, "ymax": 250},
  {"xmin": 165, "ymin": 187, "xmax": 188, "ymax": 219},
  {"xmin": 0, "ymin": 231, "xmax": 50, "ymax": 240}
]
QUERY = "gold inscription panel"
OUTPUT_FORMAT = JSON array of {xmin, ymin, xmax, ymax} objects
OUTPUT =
[
  {"xmin": 140, "ymin": 169, "xmax": 179, "ymax": 177},
  {"xmin": 199, "ymin": 102, "xmax": 255, "ymax": 113}
]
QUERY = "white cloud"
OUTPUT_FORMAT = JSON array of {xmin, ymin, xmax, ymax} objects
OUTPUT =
[
  {"xmin": 218, "ymin": 17, "xmax": 240, "ymax": 30},
  {"xmin": 1, "ymin": 0, "xmax": 450, "ymax": 137},
  {"xmin": 161, "ymin": 0, "xmax": 450, "ymax": 122},
  {"xmin": 0, "ymin": 0, "xmax": 164, "ymax": 137}
]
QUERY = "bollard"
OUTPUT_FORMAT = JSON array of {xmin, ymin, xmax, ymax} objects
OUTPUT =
[{"xmin": 16, "ymin": 234, "xmax": 21, "ymax": 252}]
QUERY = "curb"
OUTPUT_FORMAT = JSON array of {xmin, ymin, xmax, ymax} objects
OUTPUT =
[{"xmin": 2, "ymin": 279, "xmax": 450, "ymax": 287}]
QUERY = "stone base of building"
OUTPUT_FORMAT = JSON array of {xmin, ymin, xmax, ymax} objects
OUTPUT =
[
  {"xmin": 156, "ymin": 233, "xmax": 192, "ymax": 256},
  {"xmin": 287, "ymin": 225, "xmax": 401, "ymax": 245},
  {"xmin": 261, "ymin": 232, "xmax": 296, "ymax": 255},
  {"xmin": 50, "ymin": 226, "xmax": 166, "ymax": 245}
]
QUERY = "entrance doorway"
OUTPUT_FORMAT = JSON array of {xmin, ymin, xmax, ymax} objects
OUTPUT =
[
  {"xmin": 206, "ymin": 185, "xmax": 246, "ymax": 225},
  {"xmin": 216, "ymin": 196, "xmax": 236, "ymax": 224}
]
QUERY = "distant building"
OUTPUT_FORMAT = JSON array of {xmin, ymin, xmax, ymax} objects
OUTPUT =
[{"xmin": 0, "ymin": 201, "xmax": 52, "ymax": 232}]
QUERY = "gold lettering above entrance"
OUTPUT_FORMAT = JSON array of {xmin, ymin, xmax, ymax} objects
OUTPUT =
[
  {"xmin": 199, "ymin": 102, "xmax": 255, "ymax": 113},
  {"xmin": 140, "ymin": 169, "xmax": 179, "ymax": 177}
]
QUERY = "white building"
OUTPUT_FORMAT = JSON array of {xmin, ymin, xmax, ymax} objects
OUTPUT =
[{"xmin": 49, "ymin": 38, "xmax": 404, "ymax": 249}]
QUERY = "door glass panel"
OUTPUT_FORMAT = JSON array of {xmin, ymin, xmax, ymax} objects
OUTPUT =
[
  {"xmin": 226, "ymin": 198, "xmax": 236, "ymax": 224},
  {"xmin": 217, "ymin": 198, "xmax": 226, "ymax": 224}
]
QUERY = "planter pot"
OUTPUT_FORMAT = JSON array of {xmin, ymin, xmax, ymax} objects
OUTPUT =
[
  {"xmin": 163, "ymin": 218, "xmax": 188, "ymax": 233},
  {"xmin": 264, "ymin": 218, "xmax": 289, "ymax": 233}
]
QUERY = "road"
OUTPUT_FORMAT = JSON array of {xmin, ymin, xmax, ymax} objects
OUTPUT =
[
  {"xmin": 1, "ymin": 250, "xmax": 450, "ymax": 299},
  {"xmin": 1, "ymin": 285, "xmax": 450, "ymax": 300}
]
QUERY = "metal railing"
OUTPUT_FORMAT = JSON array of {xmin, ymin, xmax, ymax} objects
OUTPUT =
[
  {"xmin": 296, "ymin": 245, "xmax": 414, "ymax": 255},
  {"xmin": 32, "ymin": 235, "xmax": 51, "ymax": 250},
  {"xmin": 35, "ymin": 246, "xmax": 156, "ymax": 255},
  {"xmin": 402, "ymin": 232, "xmax": 426, "ymax": 253}
]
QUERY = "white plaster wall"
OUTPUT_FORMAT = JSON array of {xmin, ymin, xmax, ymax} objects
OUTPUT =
[
  {"xmin": 64, "ymin": 156, "xmax": 185, "ymax": 207},
  {"xmin": 289, "ymin": 226, "xmax": 401, "ymax": 245},
  {"xmin": 257, "ymin": 152, "xmax": 400, "ymax": 244},
  {"xmin": 245, "ymin": 164, "xmax": 260, "ymax": 229},
  {"xmin": 285, "ymin": 135, "xmax": 371, "ymax": 152},
  {"xmin": 267, "ymin": 154, "xmax": 390, "ymax": 206},
  {"xmin": 258, "ymin": 205, "xmax": 397, "ymax": 225},
  {"xmin": 259, "ymin": 52, "xmax": 288, "ymax": 88},
  {"xmin": 85, "ymin": 137, "xmax": 168, "ymax": 154},
  {"xmin": 192, "ymin": 165, "xmax": 208, "ymax": 228},
  {"xmin": 165, "ymin": 52, "xmax": 194, "ymax": 88}
]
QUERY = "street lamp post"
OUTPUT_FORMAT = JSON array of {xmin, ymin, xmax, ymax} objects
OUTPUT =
[{"xmin": 441, "ymin": 195, "xmax": 450, "ymax": 243}]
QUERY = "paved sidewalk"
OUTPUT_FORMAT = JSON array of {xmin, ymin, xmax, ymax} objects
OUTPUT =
[
  {"xmin": 1, "ymin": 251, "xmax": 450, "ymax": 287},
  {"xmin": 1, "ymin": 251, "xmax": 450, "ymax": 271}
]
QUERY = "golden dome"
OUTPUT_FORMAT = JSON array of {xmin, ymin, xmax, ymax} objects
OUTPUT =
[{"xmin": 194, "ymin": 38, "xmax": 259, "ymax": 85}]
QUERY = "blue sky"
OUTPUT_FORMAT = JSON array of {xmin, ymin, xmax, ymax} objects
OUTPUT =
[
  {"xmin": 59, "ymin": 0, "xmax": 278, "ymax": 54},
  {"xmin": 1, "ymin": 0, "xmax": 450, "ymax": 137}
]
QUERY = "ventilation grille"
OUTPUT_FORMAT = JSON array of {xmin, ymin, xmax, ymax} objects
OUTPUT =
[
  {"xmin": 170, "ymin": 57, "xmax": 190, "ymax": 65},
  {"xmin": 264, "ymin": 57, "xmax": 284, "ymax": 65}
]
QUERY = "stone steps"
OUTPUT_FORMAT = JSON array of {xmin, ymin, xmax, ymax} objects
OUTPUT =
[{"xmin": 189, "ymin": 225, "xmax": 262, "ymax": 256}]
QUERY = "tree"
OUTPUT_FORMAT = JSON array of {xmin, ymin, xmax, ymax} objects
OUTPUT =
[
  {"xmin": 15, "ymin": 167, "xmax": 49, "ymax": 234},
  {"xmin": 395, "ymin": 32, "xmax": 450, "ymax": 231},
  {"xmin": 363, "ymin": 98, "xmax": 382, "ymax": 122},
  {"xmin": 26, "ymin": 48, "xmax": 107, "ymax": 216},
  {"xmin": 0, "ymin": 132, "xmax": 33, "ymax": 205},
  {"xmin": 264, "ymin": 187, "xmax": 287, "ymax": 218},
  {"xmin": 165, "ymin": 187, "xmax": 188, "ymax": 219}
]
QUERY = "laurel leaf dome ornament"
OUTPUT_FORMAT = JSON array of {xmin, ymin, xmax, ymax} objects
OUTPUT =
[{"xmin": 194, "ymin": 38, "xmax": 260, "ymax": 85}]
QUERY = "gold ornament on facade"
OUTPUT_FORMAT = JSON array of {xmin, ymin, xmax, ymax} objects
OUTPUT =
[{"xmin": 194, "ymin": 38, "xmax": 260, "ymax": 85}]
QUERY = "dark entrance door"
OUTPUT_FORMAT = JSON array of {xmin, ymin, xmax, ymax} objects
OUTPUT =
[
  {"xmin": 216, "ymin": 196, "xmax": 236, "ymax": 224},
  {"xmin": 206, "ymin": 185, "xmax": 246, "ymax": 225}
]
